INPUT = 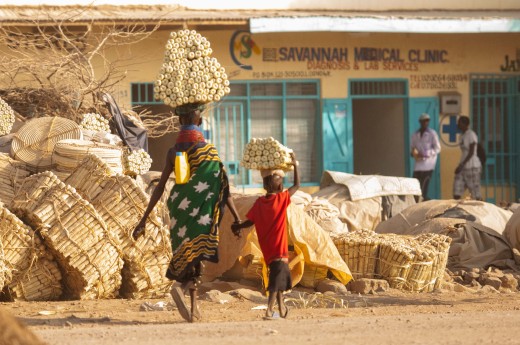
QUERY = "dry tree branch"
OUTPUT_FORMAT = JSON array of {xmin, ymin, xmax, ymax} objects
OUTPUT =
[{"xmin": 0, "ymin": 7, "xmax": 161, "ymax": 123}]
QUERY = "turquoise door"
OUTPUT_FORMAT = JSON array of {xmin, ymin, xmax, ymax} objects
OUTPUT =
[
  {"xmin": 322, "ymin": 99, "xmax": 353, "ymax": 173},
  {"xmin": 407, "ymin": 97, "xmax": 441, "ymax": 199}
]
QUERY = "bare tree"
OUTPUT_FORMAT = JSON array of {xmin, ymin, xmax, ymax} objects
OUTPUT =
[{"xmin": 0, "ymin": 8, "xmax": 160, "ymax": 126}]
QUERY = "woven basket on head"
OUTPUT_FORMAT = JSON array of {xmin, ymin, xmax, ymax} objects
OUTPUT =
[
  {"xmin": 79, "ymin": 171, "xmax": 172, "ymax": 298},
  {"xmin": 12, "ymin": 171, "xmax": 123, "ymax": 300},
  {"xmin": 11, "ymin": 117, "xmax": 82, "ymax": 173},
  {"xmin": 52, "ymin": 139, "xmax": 123, "ymax": 175},
  {"xmin": 0, "ymin": 153, "xmax": 30, "ymax": 205},
  {"xmin": 332, "ymin": 229, "xmax": 380, "ymax": 279}
]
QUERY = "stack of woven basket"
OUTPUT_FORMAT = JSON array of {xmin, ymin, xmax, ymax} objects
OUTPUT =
[
  {"xmin": 11, "ymin": 171, "xmax": 123, "ymax": 299},
  {"xmin": 67, "ymin": 155, "xmax": 172, "ymax": 298},
  {"xmin": 332, "ymin": 230, "xmax": 451, "ymax": 292},
  {"xmin": 11, "ymin": 117, "xmax": 82, "ymax": 173},
  {"xmin": 52, "ymin": 139, "xmax": 123, "ymax": 179},
  {"xmin": 0, "ymin": 153, "xmax": 30, "ymax": 205}
]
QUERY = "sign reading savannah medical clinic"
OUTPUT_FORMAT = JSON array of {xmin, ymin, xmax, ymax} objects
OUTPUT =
[{"xmin": 230, "ymin": 31, "xmax": 449, "ymax": 76}]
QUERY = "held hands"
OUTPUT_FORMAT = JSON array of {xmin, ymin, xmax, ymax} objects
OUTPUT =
[{"xmin": 231, "ymin": 221, "xmax": 242, "ymax": 238}]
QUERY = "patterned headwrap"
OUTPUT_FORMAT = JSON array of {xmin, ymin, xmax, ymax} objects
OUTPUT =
[{"xmin": 174, "ymin": 103, "xmax": 207, "ymax": 116}]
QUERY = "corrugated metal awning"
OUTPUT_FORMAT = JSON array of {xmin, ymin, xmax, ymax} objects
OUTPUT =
[
  {"xmin": 0, "ymin": 5, "xmax": 519, "ymax": 34},
  {"xmin": 250, "ymin": 16, "xmax": 520, "ymax": 33}
]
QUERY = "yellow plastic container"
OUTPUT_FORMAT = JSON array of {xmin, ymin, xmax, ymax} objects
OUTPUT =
[{"xmin": 175, "ymin": 151, "xmax": 190, "ymax": 184}]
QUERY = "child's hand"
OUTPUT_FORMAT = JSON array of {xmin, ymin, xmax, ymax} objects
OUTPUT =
[
  {"xmin": 231, "ymin": 221, "xmax": 242, "ymax": 238},
  {"xmin": 290, "ymin": 152, "xmax": 297, "ymax": 166}
]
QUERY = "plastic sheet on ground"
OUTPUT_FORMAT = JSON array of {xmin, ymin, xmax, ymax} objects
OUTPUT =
[
  {"xmin": 504, "ymin": 207, "xmax": 520, "ymax": 251},
  {"xmin": 375, "ymin": 199, "xmax": 515, "ymax": 270},
  {"xmin": 320, "ymin": 170, "xmax": 421, "ymax": 201},
  {"xmin": 204, "ymin": 194, "xmax": 352, "ymax": 287},
  {"xmin": 313, "ymin": 185, "xmax": 382, "ymax": 231},
  {"xmin": 375, "ymin": 199, "xmax": 512, "ymax": 236}
]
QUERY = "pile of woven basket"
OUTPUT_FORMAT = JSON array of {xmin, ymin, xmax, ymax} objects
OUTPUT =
[
  {"xmin": 333, "ymin": 229, "xmax": 451, "ymax": 292},
  {"xmin": 0, "ymin": 108, "xmax": 172, "ymax": 300},
  {"xmin": 0, "ymin": 154, "xmax": 173, "ymax": 301},
  {"xmin": 9, "ymin": 115, "xmax": 151, "ymax": 179}
]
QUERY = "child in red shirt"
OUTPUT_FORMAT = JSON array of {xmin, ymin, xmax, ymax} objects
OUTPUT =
[{"xmin": 232, "ymin": 153, "xmax": 300, "ymax": 319}]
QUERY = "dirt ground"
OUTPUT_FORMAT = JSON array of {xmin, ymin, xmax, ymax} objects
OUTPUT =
[{"xmin": 3, "ymin": 288, "xmax": 520, "ymax": 345}]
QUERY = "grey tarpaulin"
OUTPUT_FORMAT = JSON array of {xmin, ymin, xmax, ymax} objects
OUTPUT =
[
  {"xmin": 375, "ymin": 200, "xmax": 516, "ymax": 270},
  {"xmin": 99, "ymin": 92, "xmax": 148, "ymax": 152}
]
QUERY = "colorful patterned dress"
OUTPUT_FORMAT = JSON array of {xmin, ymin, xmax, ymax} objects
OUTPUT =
[{"xmin": 165, "ymin": 125, "xmax": 230, "ymax": 282}]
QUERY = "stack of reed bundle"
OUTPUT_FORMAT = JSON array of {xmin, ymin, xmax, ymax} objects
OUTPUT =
[
  {"xmin": 377, "ymin": 234, "xmax": 416, "ymax": 289},
  {"xmin": 0, "ymin": 96, "xmax": 15, "ymax": 136},
  {"xmin": 7, "ymin": 237, "xmax": 63, "ymax": 301},
  {"xmin": 415, "ymin": 233, "xmax": 451, "ymax": 292},
  {"xmin": 52, "ymin": 139, "xmax": 123, "ymax": 175},
  {"xmin": 82, "ymin": 174, "xmax": 172, "ymax": 298},
  {"xmin": 10, "ymin": 171, "xmax": 62, "ymax": 224},
  {"xmin": 12, "ymin": 171, "xmax": 123, "ymax": 299},
  {"xmin": 11, "ymin": 117, "xmax": 82, "ymax": 173},
  {"xmin": 332, "ymin": 229, "xmax": 380, "ymax": 279},
  {"xmin": 9, "ymin": 258, "xmax": 63, "ymax": 301},
  {"xmin": 401, "ymin": 236, "xmax": 436, "ymax": 292},
  {"xmin": 0, "ymin": 153, "xmax": 30, "ymax": 205},
  {"xmin": 332, "ymin": 230, "xmax": 452, "ymax": 292},
  {"xmin": 65, "ymin": 154, "xmax": 114, "ymax": 201},
  {"xmin": 0, "ymin": 204, "xmax": 38, "ymax": 288},
  {"xmin": 0, "ymin": 200, "xmax": 63, "ymax": 301}
]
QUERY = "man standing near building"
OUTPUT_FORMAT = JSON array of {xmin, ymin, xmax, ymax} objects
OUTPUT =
[
  {"xmin": 411, "ymin": 113, "xmax": 441, "ymax": 201},
  {"xmin": 453, "ymin": 115, "xmax": 482, "ymax": 200}
]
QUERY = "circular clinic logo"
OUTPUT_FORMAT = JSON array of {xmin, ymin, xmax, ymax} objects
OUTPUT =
[
  {"xmin": 439, "ymin": 114, "xmax": 461, "ymax": 147},
  {"xmin": 229, "ymin": 30, "xmax": 261, "ymax": 70}
]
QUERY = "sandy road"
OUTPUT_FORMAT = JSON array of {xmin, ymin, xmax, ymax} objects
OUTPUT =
[
  {"xmin": 34, "ymin": 310, "xmax": 520, "ymax": 345},
  {"xmin": 4, "ymin": 290, "xmax": 519, "ymax": 345}
]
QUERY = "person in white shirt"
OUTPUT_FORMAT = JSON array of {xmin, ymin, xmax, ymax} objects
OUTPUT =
[
  {"xmin": 453, "ymin": 115, "xmax": 482, "ymax": 200},
  {"xmin": 411, "ymin": 113, "xmax": 441, "ymax": 201}
]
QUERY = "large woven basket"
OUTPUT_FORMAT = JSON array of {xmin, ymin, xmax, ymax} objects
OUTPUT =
[
  {"xmin": 52, "ymin": 139, "xmax": 123, "ymax": 175},
  {"xmin": 11, "ymin": 117, "xmax": 82, "ymax": 172},
  {"xmin": 332, "ymin": 230, "xmax": 380, "ymax": 279},
  {"xmin": 414, "ymin": 233, "xmax": 451, "ymax": 292},
  {"xmin": 72, "ymin": 162, "xmax": 172, "ymax": 298},
  {"xmin": 94, "ymin": 175, "xmax": 172, "ymax": 298},
  {"xmin": 8, "ymin": 257, "xmax": 63, "ymax": 301},
  {"xmin": 11, "ymin": 171, "xmax": 63, "ymax": 225},
  {"xmin": 332, "ymin": 230, "xmax": 450, "ymax": 292},
  {"xmin": 0, "ymin": 204, "xmax": 39, "ymax": 290},
  {"xmin": 0, "ymin": 153, "xmax": 30, "ymax": 205},
  {"xmin": 65, "ymin": 154, "xmax": 113, "ymax": 201},
  {"xmin": 12, "ymin": 171, "xmax": 123, "ymax": 299}
]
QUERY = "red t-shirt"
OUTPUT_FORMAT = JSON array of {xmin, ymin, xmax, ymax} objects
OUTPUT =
[{"xmin": 246, "ymin": 190, "xmax": 291, "ymax": 265}]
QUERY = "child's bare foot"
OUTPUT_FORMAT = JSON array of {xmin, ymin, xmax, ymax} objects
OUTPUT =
[{"xmin": 280, "ymin": 304, "xmax": 289, "ymax": 318}]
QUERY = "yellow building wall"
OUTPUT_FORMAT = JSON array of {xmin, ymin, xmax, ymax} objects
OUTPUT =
[{"xmin": 106, "ymin": 29, "xmax": 519, "ymax": 199}]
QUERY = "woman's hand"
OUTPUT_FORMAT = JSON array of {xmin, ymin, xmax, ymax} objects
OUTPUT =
[{"xmin": 132, "ymin": 221, "xmax": 146, "ymax": 240}]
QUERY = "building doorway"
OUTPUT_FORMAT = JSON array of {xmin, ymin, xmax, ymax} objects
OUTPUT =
[
  {"xmin": 349, "ymin": 79, "xmax": 408, "ymax": 177},
  {"xmin": 352, "ymin": 98, "xmax": 406, "ymax": 176}
]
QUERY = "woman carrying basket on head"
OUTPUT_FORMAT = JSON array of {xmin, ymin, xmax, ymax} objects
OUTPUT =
[{"xmin": 133, "ymin": 103, "xmax": 241, "ymax": 323}]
